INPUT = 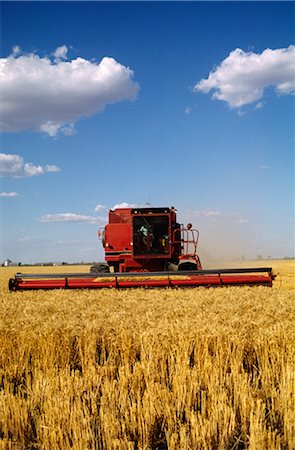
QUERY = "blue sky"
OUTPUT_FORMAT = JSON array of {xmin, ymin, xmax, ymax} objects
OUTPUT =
[{"xmin": 1, "ymin": 1, "xmax": 294, "ymax": 264}]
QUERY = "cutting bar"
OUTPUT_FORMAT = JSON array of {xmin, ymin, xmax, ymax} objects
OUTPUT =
[{"xmin": 9, "ymin": 267, "xmax": 275, "ymax": 291}]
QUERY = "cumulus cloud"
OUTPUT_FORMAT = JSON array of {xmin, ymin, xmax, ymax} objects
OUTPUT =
[
  {"xmin": 39, "ymin": 213, "xmax": 103, "ymax": 224},
  {"xmin": 111, "ymin": 202, "xmax": 138, "ymax": 210},
  {"xmin": 0, "ymin": 46, "xmax": 140, "ymax": 136},
  {"xmin": 94, "ymin": 204, "xmax": 106, "ymax": 212},
  {"xmin": 0, "ymin": 192, "xmax": 19, "ymax": 197},
  {"xmin": 194, "ymin": 46, "xmax": 295, "ymax": 108},
  {"xmin": 12, "ymin": 46, "xmax": 21, "ymax": 56},
  {"xmin": 0, "ymin": 153, "xmax": 60, "ymax": 178},
  {"xmin": 53, "ymin": 45, "xmax": 68, "ymax": 61}
]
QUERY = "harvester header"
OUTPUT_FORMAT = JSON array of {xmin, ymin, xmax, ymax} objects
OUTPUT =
[{"xmin": 9, "ymin": 206, "xmax": 275, "ymax": 291}]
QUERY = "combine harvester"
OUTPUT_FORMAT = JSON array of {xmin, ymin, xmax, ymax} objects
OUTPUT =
[{"xmin": 9, "ymin": 206, "xmax": 275, "ymax": 291}]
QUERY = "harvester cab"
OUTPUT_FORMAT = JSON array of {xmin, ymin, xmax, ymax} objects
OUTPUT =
[
  {"xmin": 99, "ymin": 206, "xmax": 202, "ymax": 273},
  {"xmin": 9, "ymin": 206, "xmax": 275, "ymax": 291}
]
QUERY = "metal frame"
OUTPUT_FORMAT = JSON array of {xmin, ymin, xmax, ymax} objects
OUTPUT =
[{"xmin": 9, "ymin": 267, "xmax": 275, "ymax": 291}]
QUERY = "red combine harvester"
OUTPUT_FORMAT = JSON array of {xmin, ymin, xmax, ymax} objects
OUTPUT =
[{"xmin": 9, "ymin": 206, "xmax": 275, "ymax": 291}]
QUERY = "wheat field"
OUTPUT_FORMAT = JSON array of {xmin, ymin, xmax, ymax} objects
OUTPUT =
[{"xmin": 0, "ymin": 260, "xmax": 294, "ymax": 449}]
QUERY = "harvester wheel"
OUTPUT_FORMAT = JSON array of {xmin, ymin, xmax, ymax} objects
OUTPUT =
[
  {"xmin": 178, "ymin": 262, "xmax": 198, "ymax": 271},
  {"xmin": 8, "ymin": 278, "xmax": 16, "ymax": 291},
  {"xmin": 90, "ymin": 263, "xmax": 110, "ymax": 274}
]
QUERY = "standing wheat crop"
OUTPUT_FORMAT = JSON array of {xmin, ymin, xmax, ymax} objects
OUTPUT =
[{"xmin": 0, "ymin": 260, "xmax": 294, "ymax": 449}]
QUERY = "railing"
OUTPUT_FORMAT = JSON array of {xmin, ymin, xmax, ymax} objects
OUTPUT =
[{"xmin": 173, "ymin": 227, "xmax": 199, "ymax": 256}]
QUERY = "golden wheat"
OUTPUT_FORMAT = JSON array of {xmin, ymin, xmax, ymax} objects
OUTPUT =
[{"xmin": 0, "ymin": 260, "xmax": 294, "ymax": 449}]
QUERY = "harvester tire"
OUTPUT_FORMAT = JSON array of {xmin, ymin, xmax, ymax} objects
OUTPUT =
[
  {"xmin": 90, "ymin": 263, "xmax": 110, "ymax": 274},
  {"xmin": 178, "ymin": 262, "xmax": 198, "ymax": 271}
]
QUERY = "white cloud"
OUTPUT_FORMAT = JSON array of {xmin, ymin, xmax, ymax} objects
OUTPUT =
[
  {"xmin": 45, "ymin": 164, "xmax": 60, "ymax": 173},
  {"xmin": 0, "ymin": 192, "xmax": 19, "ymax": 197},
  {"xmin": 0, "ymin": 153, "xmax": 60, "ymax": 178},
  {"xmin": 0, "ymin": 46, "xmax": 140, "ymax": 136},
  {"xmin": 12, "ymin": 46, "xmax": 21, "ymax": 56},
  {"xmin": 194, "ymin": 46, "xmax": 295, "ymax": 108},
  {"xmin": 193, "ymin": 209, "xmax": 222, "ymax": 218},
  {"xmin": 39, "ymin": 213, "xmax": 103, "ymax": 224},
  {"xmin": 111, "ymin": 202, "xmax": 138, "ymax": 210},
  {"xmin": 53, "ymin": 45, "xmax": 68, "ymax": 61},
  {"xmin": 39, "ymin": 122, "xmax": 62, "ymax": 137},
  {"xmin": 94, "ymin": 204, "xmax": 106, "ymax": 212},
  {"xmin": 255, "ymin": 101, "xmax": 265, "ymax": 110}
]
